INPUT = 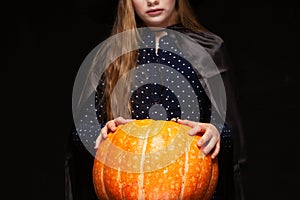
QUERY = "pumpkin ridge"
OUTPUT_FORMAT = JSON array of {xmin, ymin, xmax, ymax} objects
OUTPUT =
[
  {"xmin": 179, "ymin": 146, "xmax": 190, "ymax": 199},
  {"xmin": 202, "ymin": 158, "xmax": 219, "ymax": 200},
  {"xmin": 137, "ymin": 125, "xmax": 150, "ymax": 200}
]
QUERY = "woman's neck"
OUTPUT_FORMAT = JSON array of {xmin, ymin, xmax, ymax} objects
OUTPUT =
[{"xmin": 154, "ymin": 31, "xmax": 168, "ymax": 56}]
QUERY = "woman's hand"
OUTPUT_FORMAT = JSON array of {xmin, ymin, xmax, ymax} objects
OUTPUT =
[
  {"xmin": 177, "ymin": 119, "xmax": 220, "ymax": 159},
  {"xmin": 94, "ymin": 117, "xmax": 134, "ymax": 149}
]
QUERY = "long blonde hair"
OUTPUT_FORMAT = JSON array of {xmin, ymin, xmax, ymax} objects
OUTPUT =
[{"xmin": 101, "ymin": 0, "xmax": 206, "ymax": 120}]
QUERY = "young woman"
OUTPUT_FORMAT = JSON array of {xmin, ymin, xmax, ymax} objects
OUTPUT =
[{"xmin": 68, "ymin": 0, "xmax": 247, "ymax": 199}]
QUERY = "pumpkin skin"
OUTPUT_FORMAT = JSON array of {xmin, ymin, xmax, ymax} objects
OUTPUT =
[{"xmin": 93, "ymin": 119, "xmax": 218, "ymax": 200}]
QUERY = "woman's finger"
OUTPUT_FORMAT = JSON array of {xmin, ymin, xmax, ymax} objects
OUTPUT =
[
  {"xmin": 201, "ymin": 135, "xmax": 218, "ymax": 155},
  {"xmin": 115, "ymin": 117, "xmax": 134, "ymax": 126},
  {"xmin": 94, "ymin": 134, "xmax": 103, "ymax": 149},
  {"xmin": 100, "ymin": 125, "xmax": 108, "ymax": 138},
  {"xmin": 211, "ymin": 140, "xmax": 220, "ymax": 159},
  {"xmin": 177, "ymin": 119, "xmax": 198, "ymax": 128},
  {"xmin": 106, "ymin": 120, "xmax": 117, "ymax": 132},
  {"xmin": 177, "ymin": 119, "xmax": 209, "ymax": 135},
  {"xmin": 200, "ymin": 125, "xmax": 220, "ymax": 157},
  {"xmin": 188, "ymin": 123, "xmax": 207, "ymax": 136},
  {"xmin": 197, "ymin": 130, "xmax": 212, "ymax": 147}
]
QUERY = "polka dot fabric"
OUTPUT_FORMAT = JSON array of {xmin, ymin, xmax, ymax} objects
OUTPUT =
[{"xmin": 131, "ymin": 33, "xmax": 210, "ymax": 122}]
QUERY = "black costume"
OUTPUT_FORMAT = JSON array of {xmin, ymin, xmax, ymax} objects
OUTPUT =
[{"xmin": 66, "ymin": 23, "xmax": 247, "ymax": 200}]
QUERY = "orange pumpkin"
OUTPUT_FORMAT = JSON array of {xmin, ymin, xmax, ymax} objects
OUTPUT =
[{"xmin": 93, "ymin": 119, "xmax": 218, "ymax": 200}]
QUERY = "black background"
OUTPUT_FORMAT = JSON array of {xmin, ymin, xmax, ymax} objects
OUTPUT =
[{"xmin": 6, "ymin": 0, "xmax": 299, "ymax": 199}]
